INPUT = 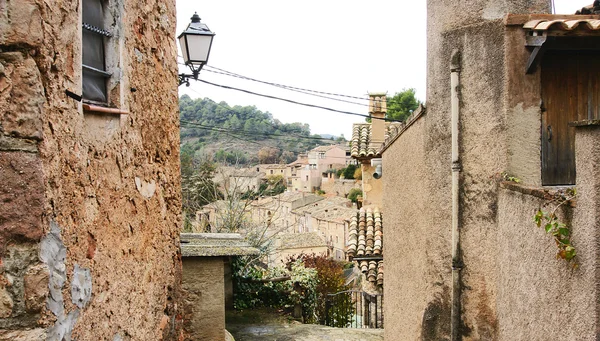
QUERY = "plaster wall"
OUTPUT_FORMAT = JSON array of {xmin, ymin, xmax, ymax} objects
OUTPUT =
[
  {"xmin": 381, "ymin": 1, "xmax": 553, "ymax": 340},
  {"xmin": 361, "ymin": 164, "xmax": 382, "ymax": 208},
  {"xmin": 496, "ymin": 184, "xmax": 597, "ymax": 340},
  {"xmin": 0, "ymin": 0, "xmax": 182, "ymax": 339},
  {"xmin": 383, "ymin": 116, "xmax": 451, "ymax": 341},
  {"xmin": 504, "ymin": 25, "xmax": 543, "ymax": 185},
  {"xmin": 182, "ymin": 257, "xmax": 226, "ymax": 341}
]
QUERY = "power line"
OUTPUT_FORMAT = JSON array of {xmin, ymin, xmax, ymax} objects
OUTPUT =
[
  {"xmin": 201, "ymin": 68, "xmax": 370, "ymax": 107},
  {"xmin": 178, "ymin": 56, "xmax": 372, "ymax": 101},
  {"xmin": 205, "ymin": 64, "xmax": 372, "ymax": 101},
  {"xmin": 181, "ymin": 120, "xmax": 345, "ymax": 144},
  {"xmin": 195, "ymin": 78, "xmax": 399, "ymax": 122},
  {"xmin": 181, "ymin": 85, "xmax": 352, "ymax": 142}
]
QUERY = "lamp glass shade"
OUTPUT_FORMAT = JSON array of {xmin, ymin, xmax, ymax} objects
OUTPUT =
[{"xmin": 180, "ymin": 34, "xmax": 213, "ymax": 65}]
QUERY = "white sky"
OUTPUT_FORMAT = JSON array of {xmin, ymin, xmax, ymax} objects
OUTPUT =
[{"xmin": 176, "ymin": 0, "xmax": 591, "ymax": 139}]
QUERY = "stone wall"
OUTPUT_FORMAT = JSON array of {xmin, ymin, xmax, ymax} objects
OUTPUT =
[
  {"xmin": 182, "ymin": 257, "xmax": 225, "ymax": 341},
  {"xmin": 0, "ymin": 0, "xmax": 182, "ymax": 340}
]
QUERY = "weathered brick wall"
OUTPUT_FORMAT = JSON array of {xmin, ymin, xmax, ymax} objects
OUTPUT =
[{"xmin": 0, "ymin": 0, "xmax": 182, "ymax": 340}]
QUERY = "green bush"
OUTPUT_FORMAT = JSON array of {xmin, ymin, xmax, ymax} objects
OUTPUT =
[{"xmin": 347, "ymin": 188, "xmax": 362, "ymax": 203}]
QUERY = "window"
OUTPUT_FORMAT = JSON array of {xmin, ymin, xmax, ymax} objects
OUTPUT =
[
  {"xmin": 82, "ymin": 0, "xmax": 112, "ymax": 103},
  {"xmin": 270, "ymin": 170, "xmax": 273, "ymax": 175},
  {"xmin": 541, "ymin": 51, "xmax": 600, "ymax": 185}
]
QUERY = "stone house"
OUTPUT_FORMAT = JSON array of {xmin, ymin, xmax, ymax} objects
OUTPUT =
[
  {"xmin": 227, "ymin": 168, "xmax": 266, "ymax": 194},
  {"xmin": 269, "ymin": 232, "xmax": 328, "ymax": 266},
  {"xmin": 0, "ymin": 0, "xmax": 182, "ymax": 340},
  {"xmin": 381, "ymin": 2, "xmax": 600, "ymax": 340},
  {"xmin": 292, "ymin": 197, "xmax": 356, "ymax": 261},
  {"xmin": 180, "ymin": 233, "xmax": 258, "ymax": 341},
  {"xmin": 257, "ymin": 163, "xmax": 287, "ymax": 176}
]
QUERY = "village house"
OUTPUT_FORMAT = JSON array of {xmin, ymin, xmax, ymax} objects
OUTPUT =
[
  {"xmin": 257, "ymin": 163, "xmax": 287, "ymax": 176},
  {"xmin": 269, "ymin": 232, "xmax": 329, "ymax": 266},
  {"xmin": 380, "ymin": 1, "xmax": 600, "ymax": 340},
  {"xmin": 0, "ymin": 0, "xmax": 182, "ymax": 340},
  {"xmin": 292, "ymin": 197, "xmax": 356, "ymax": 261},
  {"xmin": 286, "ymin": 145, "xmax": 349, "ymax": 193},
  {"xmin": 227, "ymin": 168, "xmax": 266, "ymax": 194}
]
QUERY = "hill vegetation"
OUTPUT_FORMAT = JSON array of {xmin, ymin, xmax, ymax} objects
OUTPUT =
[{"xmin": 179, "ymin": 95, "xmax": 344, "ymax": 165}]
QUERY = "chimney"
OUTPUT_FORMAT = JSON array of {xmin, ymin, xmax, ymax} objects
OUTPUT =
[{"xmin": 369, "ymin": 92, "xmax": 387, "ymax": 145}]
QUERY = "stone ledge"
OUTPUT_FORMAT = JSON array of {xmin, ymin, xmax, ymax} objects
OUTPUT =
[
  {"xmin": 499, "ymin": 181, "xmax": 577, "ymax": 207},
  {"xmin": 569, "ymin": 120, "xmax": 600, "ymax": 127}
]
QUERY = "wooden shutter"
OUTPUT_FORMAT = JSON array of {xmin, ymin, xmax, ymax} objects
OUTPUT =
[{"xmin": 541, "ymin": 51, "xmax": 600, "ymax": 186}]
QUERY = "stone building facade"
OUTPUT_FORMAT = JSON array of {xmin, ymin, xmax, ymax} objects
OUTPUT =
[
  {"xmin": 1, "ymin": 0, "xmax": 182, "ymax": 340},
  {"xmin": 382, "ymin": 1, "xmax": 600, "ymax": 340}
]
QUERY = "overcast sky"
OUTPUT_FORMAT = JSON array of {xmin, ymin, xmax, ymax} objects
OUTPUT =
[{"xmin": 176, "ymin": 0, "xmax": 591, "ymax": 139}]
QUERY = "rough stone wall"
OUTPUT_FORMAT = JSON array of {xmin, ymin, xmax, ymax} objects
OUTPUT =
[
  {"xmin": 0, "ymin": 0, "xmax": 182, "ymax": 340},
  {"xmin": 319, "ymin": 179, "xmax": 359, "ymax": 198},
  {"xmin": 182, "ymin": 257, "xmax": 225, "ymax": 341}
]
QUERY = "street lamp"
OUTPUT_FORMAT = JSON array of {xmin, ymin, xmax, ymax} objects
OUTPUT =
[{"xmin": 178, "ymin": 12, "xmax": 215, "ymax": 86}]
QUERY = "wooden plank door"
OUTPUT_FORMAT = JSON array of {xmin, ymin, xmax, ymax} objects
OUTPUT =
[{"xmin": 541, "ymin": 51, "xmax": 600, "ymax": 186}]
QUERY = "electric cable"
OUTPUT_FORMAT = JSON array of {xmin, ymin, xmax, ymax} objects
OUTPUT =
[{"xmin": 195, "ymin": 78, "xmax": 399, "ymax": 122}]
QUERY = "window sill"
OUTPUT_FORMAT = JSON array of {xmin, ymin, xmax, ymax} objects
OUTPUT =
[
  {"xmin": 83, "ymin": 103, "xmax": 129, "ymax": 115},
  {"xmin": 569, "ymin": 120, "xmax": 600, "ymax": 127},
  {"xmin": 499, "ymin": 181, "xmax": 577, "ymax": 207}
]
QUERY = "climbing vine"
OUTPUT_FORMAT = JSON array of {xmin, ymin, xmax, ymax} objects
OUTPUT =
[{"xmin": 533, "ymin": 188, "xmax": 577, "ymax": 266}]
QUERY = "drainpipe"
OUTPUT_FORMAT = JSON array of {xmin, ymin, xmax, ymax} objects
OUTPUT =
[{"xmin": 450, "ymin": 49, "xmax": 462, "ymax": 341}]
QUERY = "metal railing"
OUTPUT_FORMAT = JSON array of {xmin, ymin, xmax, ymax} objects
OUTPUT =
[{"xmin": 324, "ymin": 290, "xmax": 383, "ymax": 329}]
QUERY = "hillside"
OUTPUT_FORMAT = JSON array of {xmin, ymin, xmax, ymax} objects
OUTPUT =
[{"xmin": 179, "ymin": 95, "xmax": 344, "ymax": 164}]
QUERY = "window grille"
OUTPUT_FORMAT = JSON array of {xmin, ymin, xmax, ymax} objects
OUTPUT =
[{"xmin": 82, "ymin": 0, "xmax": 112, "ymax": 103}]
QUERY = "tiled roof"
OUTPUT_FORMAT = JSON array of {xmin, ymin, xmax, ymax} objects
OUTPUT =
[
  {"xmin": 346, "ymin": 208, "xmax": 383, "ymax": 287},
  {"xmin": 180, "ymin": 233, "xmax": 260, "ymax": 257},
  {"xmin": 311, "ymin": 145, "xmax": 339, "ymax": 152},
  {"xmin": 524, "ymin": 18, "xmax": 600, "ymax": 31},
  {"xmin": 276, "ymin": 232, "xmax": 327, "ymax": 250},
  {"xmin": 350, "ymin": 122, "xmax": 403, "ymax": 159},
  {"xmin": 293, "ymin": 201, "xmax": 357, "ymax": 224},
  {"xmin": 231, "ymin": 169, "xmax": 264, "ymax": 177}
]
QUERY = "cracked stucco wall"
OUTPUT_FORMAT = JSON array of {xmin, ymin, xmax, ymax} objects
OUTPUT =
[{"xmin": 0, "ymin": 0, "xmax": 183, "ymax": 340}]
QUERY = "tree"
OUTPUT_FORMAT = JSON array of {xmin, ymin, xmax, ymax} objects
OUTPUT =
[
  {"xmin": 258, "ymin": 147, "xmax": 280, "ymax": 164},
  {"xmin": 181, "ymin": 156, "xmax": 223, "ymax": 231},
  {"xmin": 386, "ymin": 88, "xmax": 420, "ymax": 122},
  {"xmin": 342, "ymin": 164, "xmax": 357, "ymax": 179},
  {"xmin": 347, "ymin": 188, "xmax": 362, "ymax": 203},
  {"xmin": 279, "ymin": 150, "xmax": 296, "ymax": 164}
]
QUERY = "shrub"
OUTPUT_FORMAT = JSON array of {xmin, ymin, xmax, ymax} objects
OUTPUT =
[
  {"xmin": 347, "ymin": 188, "xmax": 362, "ymax": 203},
  {"xmin": 286, "ymin": 254, "xmax": 352, "ymax": 326}
]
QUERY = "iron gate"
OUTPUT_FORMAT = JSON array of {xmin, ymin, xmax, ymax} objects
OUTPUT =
[{"xmin": 324, "ymin": 290, "xmax": 383, "ymax": 329}]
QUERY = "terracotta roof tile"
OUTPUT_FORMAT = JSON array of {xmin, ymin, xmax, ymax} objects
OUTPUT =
[
  {"xmin": 346, "ymin": 208, "xmax": 383, "ymax": 287},
  {"xmin": 524, "ymin": 18, "xmax": 600, "ymax": 31},
  {"xmin": 350, "ymin": 123, "xmax": 403, "ymax": 159}
]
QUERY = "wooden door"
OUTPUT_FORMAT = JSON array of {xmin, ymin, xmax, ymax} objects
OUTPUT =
[{"xmin": 541, "ymin": 51, "xmax": 600, "ymax": 186}]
